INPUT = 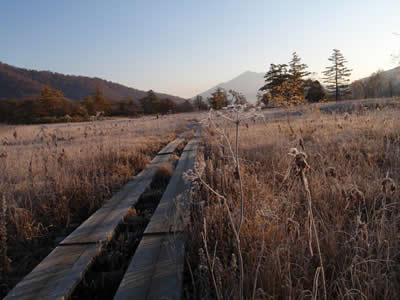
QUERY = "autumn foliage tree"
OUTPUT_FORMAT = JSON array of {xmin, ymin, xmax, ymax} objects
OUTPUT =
[
  {"xmin": 208, "ymin": 88, "xmax": 230, "ymax": 109},
  {"xmin": 259, "ymin": 52, "xmax": 310, "ymax": 106},
  {"xmin": 38, "ymin": 86, "xmax": 66, "ymax": 117}
]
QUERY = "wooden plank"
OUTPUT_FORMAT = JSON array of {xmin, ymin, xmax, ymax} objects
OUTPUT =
[
  {"xmin": 144, "ymin": 133, "xmax": 200, "ymax": 234},
  {"xmin": 59, "ymin": 165, "xmax": 158, "ymax": 245},
  {"xmin": 146, "ymin": 233, "xmax": 185, "ymax": 300},
  {"xmin": 181, "ymin": 132, "xmax": 200, "ymax": 152},
  {"xmin": 4, "ymin": 131, "xmax": 193, "ymax": 300},
  {"xmin": 114, "ymin": 129, "xmax": 200, "ymax": 300},
  {"xmin": 113, "ymin": 233, "xmax": 185, "ymax": 300},
  {"xmin": 4, "ymin": 244, "xmax": 98, "ymax": 300},
  {"xmin": 113, "ymin": 235, "xmax": 163, "ymax": 300},
  {"xmin": 60, "ymin": 130, "xmax": 193, "ymax": 245},
  {"xmin": 157, "ymin": 129, "xmax": 191, "ymax": 155}
]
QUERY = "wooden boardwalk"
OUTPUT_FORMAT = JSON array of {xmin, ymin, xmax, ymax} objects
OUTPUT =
[
  {"xmin": 114, "ymin": 131, "xmax": 200, "ymax": 300},
  {"xmin": 4, "ymin": 128, "xmax": 199, "ymax": 300}
]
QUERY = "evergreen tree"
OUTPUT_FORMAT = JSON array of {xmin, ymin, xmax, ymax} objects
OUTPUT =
[
  {"xmin": 140, "ymin": 90, "xmax": 160, "ymax": 114},
  {"xmin": 289, "ymin": 52, "xmax": 310, "ymax": 81},
  {"xmin": 259, "ymin": 62, "xmax": 306, "ymax": 106},
  {"xmin": 259, "ymin": 64, "xmax": 290, "ymax": 98},
  {"xmin": 305, "ymin": 80, "xmax": 327, "ymax": 102},
  {"xmin": 323, "ymin": 49, "xmax": 352, "ymax": 100},
  {"xmin": 288, "ymin": 52, "xmax": 310, "ymax": 100}
]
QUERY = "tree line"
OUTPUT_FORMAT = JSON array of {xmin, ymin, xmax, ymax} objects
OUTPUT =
[
  {"xmin": 352, "ymin": 69, "xmax": 400, "ymax": 99},
  {"xmin": 202, "ymin": 49, "xmax": 353, "ymax": 110},
  {"xmin": 202, "ymin": 48, "xmax": 399, "ymax": 110},
  {"xmin": 0, "ymin": 87, "xmax": 196, "ymax": 124},
  {"xmin": 194, "ymin": 89, "xmax": 248, "ymax": 110},
  {"xmin": 258, "ymin": 49, "xmax": 353, "ymax": 106}
]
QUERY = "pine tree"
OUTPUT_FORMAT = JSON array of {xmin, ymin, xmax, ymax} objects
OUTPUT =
[
  {"xmin": 323, "ymin": 49, "xmax": 352, "ymax": 101},
  {"xmin": 288, "ymin": 52, "xmax": 310, "ymax": 102},
  {"xmin": 259, "ymin": 63, "xmax": 306, "ymax": 106},
  {"xmin": 305, "ymin": 80, "xmax": 327, "ymax": 102},
  {"xmin": 140, "ymin": 90, "xmax": 160, "ymax": 114},
  {"xmin": 259, "ymin": 64, "xmax": 290, "ymax": 98},
  {"xmin": 289, "ymin": 52, "xmax": 310, "ymax": 82}
]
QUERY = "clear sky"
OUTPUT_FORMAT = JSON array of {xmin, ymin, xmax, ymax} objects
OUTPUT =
[{"xmin": 1, "ymin": 0, "xmax": 399, "ymax": 98}]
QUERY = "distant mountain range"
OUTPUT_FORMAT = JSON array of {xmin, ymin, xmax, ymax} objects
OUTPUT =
[
  {"xmin": 196, "ymin": 66, "xmax": 400, "ymax": 103},
  {"xmin": 195, "ymin": 71, "xmax": 265, "ymax": 103},
  {"xmin": 0, "ymin": 62, "xmax": 185, "ymax": 102}
]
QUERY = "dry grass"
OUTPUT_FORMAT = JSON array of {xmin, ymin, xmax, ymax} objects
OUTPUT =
[
  {"xmin": 186, "ymin": 106, "xmax": 400, "ymax": 299},
  {"xmin": 0, "ymin": 112, "xmax": 201, "ymax": 296}
]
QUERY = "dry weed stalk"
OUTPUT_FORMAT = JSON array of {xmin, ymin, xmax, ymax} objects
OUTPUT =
[
  {"xmin": 197, "ymin": 105, "xmax": 263, "ymax": 300},
  {"xmin": 0, "ymin": 195, "xmax": 10, "ymax": 275},
  {"xmin": 185, "ymin": 105, "xmax": 400, "ymax": 299},
  {"xmin": 288, "ymin": 147, "xmax": 327, "ymax": 300}
]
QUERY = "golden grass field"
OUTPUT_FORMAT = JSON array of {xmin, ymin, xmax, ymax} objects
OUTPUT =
[
  {"xmin": 1, "ymin": 100, "xmax": 400, "ymax": 299},
  {"xmin": 0, "ymin": 113, "xmax": 200, "ymax": 296},
  {"xmin": 185, "ymin": 103, "xmax": 400, "ymax": 299}
]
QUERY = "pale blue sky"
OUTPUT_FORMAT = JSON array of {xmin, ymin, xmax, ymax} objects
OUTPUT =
[{"xmin": 1, "ymin": 0, "xmax": 399, "ymax": 98}]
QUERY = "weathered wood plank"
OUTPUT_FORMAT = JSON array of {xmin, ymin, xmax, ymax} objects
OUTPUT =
[
  {"xmin": 145, "ymin": 233, "xmax": 185, "ymax": 300},
  {"xmin": 60, "ymin": 130, "xmax": 192, "ymax": 245},
  {"xmin": 114, "ymin": 129, "xmax": 200, "ymax": 300},
  {"xmin": 157, "ymin": 128, "xmax": 191, "ymax": 155},
  {"xmin": 59, "ymin": 165, "xmax": 158, "ymax": 245},
  {"xmin": 144, "ymin": 132, "xmax": 200, "ymax": 234},
  {"xmin": 113, "ymin": 233, "xmax": 185, "ymax": 300},
  {"xmin": 4, "ymin": 244, "xmax": 98, "ymax": 300}
]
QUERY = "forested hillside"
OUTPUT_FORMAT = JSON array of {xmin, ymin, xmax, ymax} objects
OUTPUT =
[{"xmin": 0, "ymin": 61, "xmax": 185, "ymax": 102}]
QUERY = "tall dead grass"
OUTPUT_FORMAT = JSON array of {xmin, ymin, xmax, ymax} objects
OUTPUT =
[
  {"xmin": 186, "ymin": 107, "xmax": 400, "ymax": 299},
  {"xmin": 0, "ymin": 113, "xmax": 199, "ymax": 296}
]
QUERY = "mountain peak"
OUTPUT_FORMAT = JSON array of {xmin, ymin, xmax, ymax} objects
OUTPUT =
[{"xmin": 195, "ymin": 71, "xmax": 265, "ymax": 103}]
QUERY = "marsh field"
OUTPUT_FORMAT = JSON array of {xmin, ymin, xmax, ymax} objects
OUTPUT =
[
  {"xmin": 1, "ymin": 99, "xmax": 400, "ymax": 299},
  {"xmin": 185, "ymin": 99, "xmax": 400, "ymax": 299},
  {"xmin": 0, "ymin": 113, "xmax": 198, "ymax": 297}
]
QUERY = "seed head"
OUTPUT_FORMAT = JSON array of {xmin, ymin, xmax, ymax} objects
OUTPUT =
[
  {"xmin": 382, "ymin": 176, "xmax": 396, "ymax": 194},
  {"xmin": 325, "ymin": 167, "xmax": 337, "ymax": 178}
]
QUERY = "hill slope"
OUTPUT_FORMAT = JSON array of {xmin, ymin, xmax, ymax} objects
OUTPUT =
[
  {"xmin": 362, "ymin": 66, "xmax": 400, "ymax": 82},
  {"xmin": 0, "ymin": 62, "xmax": 185, "ymax": 102},
  {"xmin": 195, "ymin": 71, "xmax": 264, "ymax": 103}
]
